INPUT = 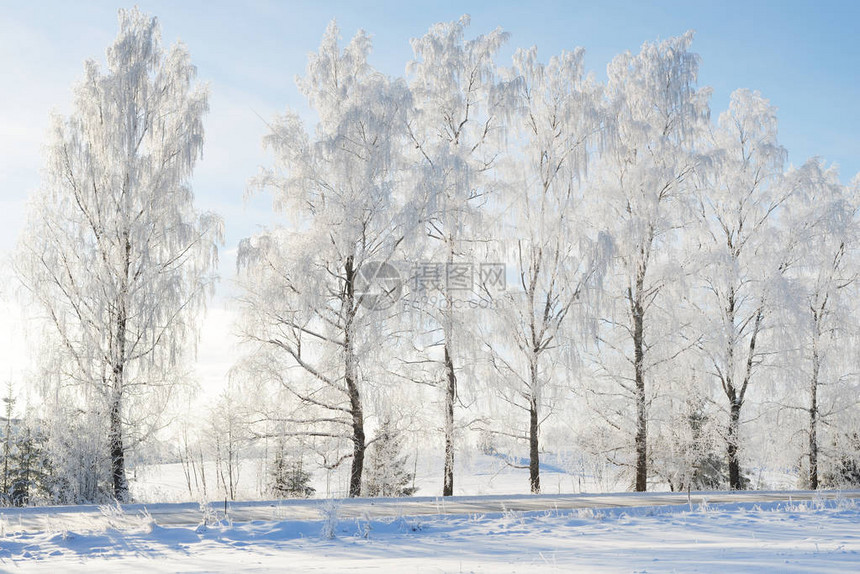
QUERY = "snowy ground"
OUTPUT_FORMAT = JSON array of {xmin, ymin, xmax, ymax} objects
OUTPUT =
[
  {"xmin": 2, "ymin": 497, "xmax": 858, "ymax": 572},
  {"xmin": 129, "ymin": 449, "xmax": 799, "ymax": 503},
  {"xmin": 0, "ymin": 450, "xmax": 828, "ymax": 571},
  {"xmin": 129, "ymin": 450, "xmax": 603, "ymax": 502}
]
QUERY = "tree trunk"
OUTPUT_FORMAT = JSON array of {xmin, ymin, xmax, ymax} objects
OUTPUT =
[
  {"xmin": 809, "ymin": 320, "xmax": 820, "ymax": 490},
  {"xmin": 109, "ymin": 232, "xmax": 131, "ymax": 503},
  {"xmin": 527, "ymin": 353, "xmax": 541, "ymax": 494},
  {"xmin": 443, "ymin": 345, "xmax": 456, "ymax": 497},
  {"xmin": 442, "ymin": 242, "xmax": 456, "ymax": 497},
  {"xmin": 199, "ymin": 447, "xmax": 207, "ymax": 497},
  {"xmin": 529, "ymin": 394, "xmax": 540, "ymax": 494},
  {"xmin": 110, "ymin": 314, "xmax": 129, "ymax": 499},
  {"xmin": 632, "ymin": 274, "xmax": 647, "ymax": 492},
  {"xmin": 3, "ymin": 400, "xmax": 11, "ymax": 495},
  {"xmin": 348, "ymin": 391, "xmax": 365, "ymax": 498},
  {"xmin": 344, "ymin": 255, "xmax": 365, "ymax": 498},
  {"xmin": 727, "ymin": 400, "xmax": 742, "ymax": 490},
  {"xmin": 109, "ymin": 389, "xmax": 128, "ymax": 502}
]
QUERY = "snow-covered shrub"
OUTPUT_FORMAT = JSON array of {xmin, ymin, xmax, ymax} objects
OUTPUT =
[
  {"xmin": 270, "ymin": 450, "xmax": 315, "ymax": 499},
  {"xmin": 1, "ymin": 398, "xmax": 53, "ymax": 507},
  {"xmin": 363, "ymin": 420, "xmax": 417, "ymax": 498},
  {"xmin": 657, "ymin": 400, "xmax": 728, "ymax": 492},
  {"xmin": 822, "ymin": 433, "xmax": 860, "ymax": 488},
  {"xmin": 354, "ymin": 515, "xmax": 372, "ymax": 538},
  {"xmin": 319, "ymin": 498, "xmax": 341, "ymax": 539},
  {"xmin": 46, "ymin": 407, "xmax": 112, "ymax": 504}
]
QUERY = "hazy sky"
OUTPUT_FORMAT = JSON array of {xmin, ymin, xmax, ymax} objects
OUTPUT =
[{"xmin": 1, "ymin": 0, "xmax": 858, "ymax": 395}]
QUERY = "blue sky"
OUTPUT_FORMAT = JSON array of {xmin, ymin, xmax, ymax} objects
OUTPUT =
[
  {"xmin": 1, "ymin": 0, "xmax": 858, "ymax": 251},
  {"xmin": 0, "ymin": 0, "xmax": 857, "ymax": 392}
]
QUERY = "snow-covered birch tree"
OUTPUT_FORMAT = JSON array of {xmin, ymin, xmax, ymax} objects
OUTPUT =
[
  {"xmin": 406, "ymin": 15, "xmax": 509, "ymax": 496},
  {"xmin": 237, "ymin": 22, "xmax": 410, "ymax": 498},
  {"xmin": 693, "ymin": 89, "xmax": 787, "ymax": 490},
  {"xmin": 782, "ymin": 160, "xmax": 860, "ymax": 489},
  {"xmin": 591, "ymin": 33, "xmax": 709, "ymax": 491},
  {"xmin": 16, "ymin": 8, "xmax": 221, "ymax": 502},
  {"xmin": 483, "ymin": 46, "xmax": 607, "ymax": 493}
]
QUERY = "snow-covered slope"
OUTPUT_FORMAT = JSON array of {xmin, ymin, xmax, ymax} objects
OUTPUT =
[{"xmin": 129, "ymin": 449, "xmax": 799, "ymax": 503}]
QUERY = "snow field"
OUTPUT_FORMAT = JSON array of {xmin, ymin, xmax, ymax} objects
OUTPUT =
[
  {"xmin": 2, "ymin": 498, "xmax": 858, "ymax": 572},
  {"xmin": 129, "ymin": 449, "xmax": 799, "ymax": 503}
]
